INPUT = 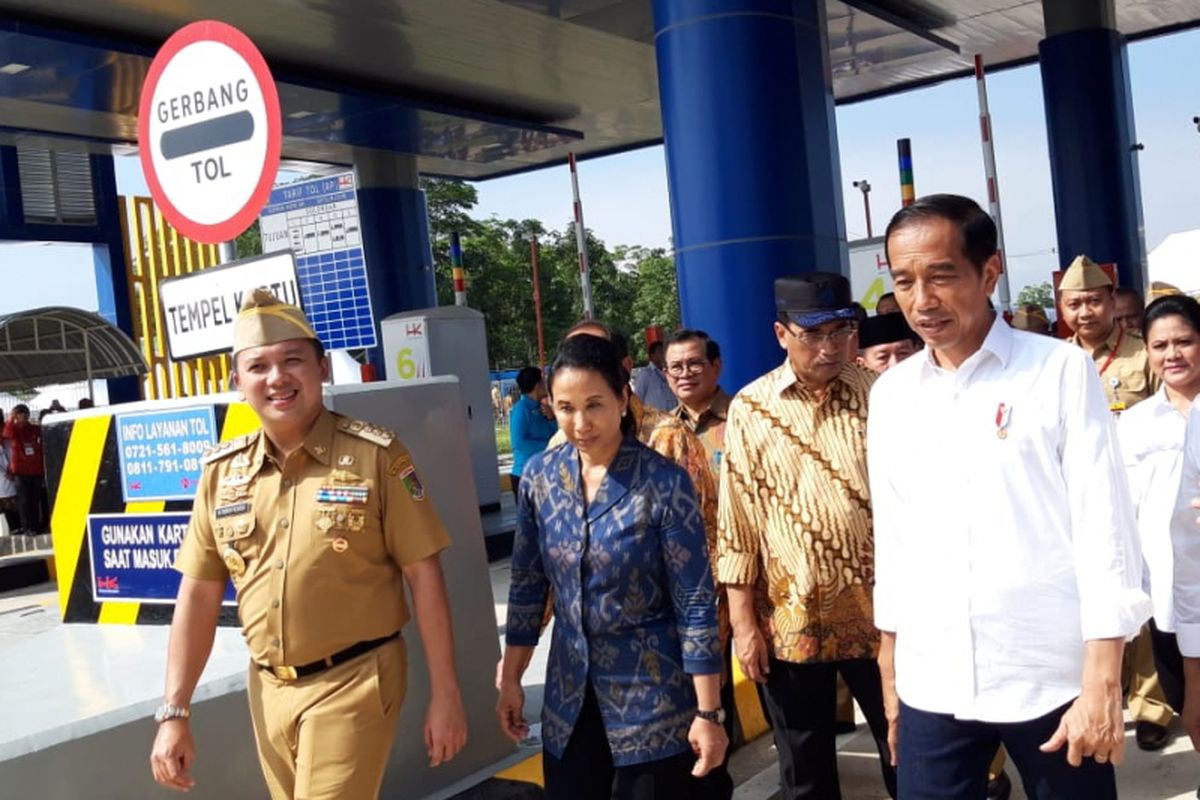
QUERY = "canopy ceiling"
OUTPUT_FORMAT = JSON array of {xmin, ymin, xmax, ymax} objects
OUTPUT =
[
  {"xmin": 0, "ymin": 306, "xmax": 147, "ymax": 391},
  {"xmin": 0, "ymin": 1, "xmax": 1194, "ymax": 179}
]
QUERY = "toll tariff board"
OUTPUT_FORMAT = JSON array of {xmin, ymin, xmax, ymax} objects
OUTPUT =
[
  {"xmin": 87, "ymin": 513, "xmax": 235, "ymax": 604},
  {"xmin": 115, "ymin": 406, "xmax": 218, "ymax": 502},
  {"xmin": 138, "ymin": 20, "xmax": 282, "ymax": 243},
  {"xmin": 260, "ymin": 173, "xmax": 378, "ymax": 351}
]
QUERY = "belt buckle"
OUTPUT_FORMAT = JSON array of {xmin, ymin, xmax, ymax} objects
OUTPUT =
[{"xmin": 273, "ymin": 665, "xmax": 298, "ymax": 681}]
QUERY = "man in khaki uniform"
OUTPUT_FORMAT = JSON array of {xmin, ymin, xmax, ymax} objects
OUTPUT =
[
  {"xmin": 150, "ymin": 289, "xmax": 467, "ymax": 799},
  {"xmin": 1058, "ymin": 255, "xmax": 1172, "ymax": 752},
  {"xmin": 1059, "ymin": 254, "xmax": 1157, "ymax": 412}
]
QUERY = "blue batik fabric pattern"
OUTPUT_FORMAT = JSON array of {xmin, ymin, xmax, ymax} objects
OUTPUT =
[{"xmin": 506, "ymin": 437, "xmax": 721, "ymax": 766}]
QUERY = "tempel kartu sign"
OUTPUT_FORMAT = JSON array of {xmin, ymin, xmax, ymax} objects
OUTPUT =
[
  {"xmin": 138, "ymin": 20, "xmax": 282, "ymax": 243},
  {"xmin": 115, "ymin": 407, "xmax": 218, "ymax": 502},
  {"xmin": 87, "ymin": 513, "xmax": 234, "ymax": 604},
  {"xmin": 158, "ymin": 251, "xmax": 300, "ymax": 360}
]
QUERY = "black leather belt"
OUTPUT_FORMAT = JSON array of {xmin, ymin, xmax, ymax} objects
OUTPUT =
[{"xmin": 259, "ymin": 632, "xmax": 399, "ymax": 681}]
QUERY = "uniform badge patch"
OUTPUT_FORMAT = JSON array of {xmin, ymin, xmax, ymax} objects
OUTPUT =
[
  {"xmin": 222, "ymin": 547, "xmax": 246, "ymax": 578},
  {"xmin": 387, "ymin": 454, "xmax": 411, "ymax": 477},
  {"xmin": 338, "ymin": 454, "xmax": 355, "ymax": 467},
  {"xmin": 215, "ymin": 502, "xmax": 251, "ymax": 519},
  {"xmin": 399, "ymin": 465, "xmax": 425, "ymax": 501},
  {"xmin": 316, "ymin": 516, "xmax": 334, "ymax": 532},
  {"xmin": 331, "ymin": 537, "xmax": 349, "ymax": 553}
]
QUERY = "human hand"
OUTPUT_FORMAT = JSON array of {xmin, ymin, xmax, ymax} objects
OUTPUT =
[
  {"xmin": 150, "ymin": 719, "xmax": 196, "ymax": 791},
  {"xmin": 1039, "ymin": 682, "xmax": 1124, "ymax": 766},
  {"xmin": 425, "ymin": 688, "xmax": 468, "ymax": 767},
  {"xmin": 496, "ymin": 679, "xmax": 529, "ymax": 742},
  {"xmin": 881, "ymin": 671, "xmax": 900, "ymax": 766},
  {"xmin": 732, "ymin": 623, "xmax": 771, "ymax": 683},
  {"xmin": 688, "ymin": 716, "xmax": 729, "ymax": 777}
]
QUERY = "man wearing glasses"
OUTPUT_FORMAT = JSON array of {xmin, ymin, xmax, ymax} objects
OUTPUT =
[
  {"xmin": 665, "ymin": 329, "xmax": 731, "ymax": 476},
  {"xmin": 716, "ymin": 272, "xmax": 896, "ymax": 800}
]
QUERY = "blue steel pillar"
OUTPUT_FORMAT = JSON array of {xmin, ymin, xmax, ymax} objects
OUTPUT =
[
  {"xmin": 353, "ymin": 151, "xmax": 437, "ymax": 377},
  {"xmin": 1039, "ymin": 0, "xmax": 1146, "ymax": 290},
  {"xmin": 653, "ymin": 0, "xmax": 848, "ymax": 392}
]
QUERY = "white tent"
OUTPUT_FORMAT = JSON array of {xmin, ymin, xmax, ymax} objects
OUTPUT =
[{"xmin": 1148, "ymin": 230, "xmax": 1200, "ymax": 295}]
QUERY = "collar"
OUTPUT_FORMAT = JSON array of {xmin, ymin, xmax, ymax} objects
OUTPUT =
[
  {"xmin": 919, "ymin": 313, "xmax": 1012, "ymax": 375},
  {"xmin": 1069, "ymin": 322, "xmax": 1121, "ymax": 354},
  {"xmin": 255, "ymin": 408, "xmax": 335, "ymax": 471},
  {"xmin": 772, "ymin": 360, "xmax": 860, "ymax": 398},
  {"xmin": 673, "ymin": 387, "xmax": 732, "ymax": 425}
]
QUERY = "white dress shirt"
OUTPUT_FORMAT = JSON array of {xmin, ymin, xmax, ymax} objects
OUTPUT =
[
  {"xmin": 1118, "ymin": 387, "xmax": 1185, "ymax": 632},
  {"xmin": 1172, "ymin": 404, "xmax": 1200, "ymax": 656},
  {"xmin": 869, "ymin": 316, "xmax": 1150, "ymax": 722}
]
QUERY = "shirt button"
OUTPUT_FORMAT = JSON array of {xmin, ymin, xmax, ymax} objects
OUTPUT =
[
  {"xmin": 282, "ymin": 479, "xmax": 293, "ymax": 489},
  {"xmin": 275, "ymin": 560, "xmax": 284, "ymax": 570},
  {"xmin": 278, "ymin": 519, "xmax": 290, "ymax": 529},
  {"xmin": 272, "ymin": 638, "xmax": 280, "ymax": 648},
  {"xmin": 271, "ymin": 599, "xmax": 280, "ymax": 609}
]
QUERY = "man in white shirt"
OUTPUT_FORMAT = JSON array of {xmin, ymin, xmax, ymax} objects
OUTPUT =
[
  {"xmin": 869, "ymin": 194, "xmax": 1150, "ymax": 799},
  {"xmin": 633, "ymin": 340, "xmax": 678, "ymax": 411}
]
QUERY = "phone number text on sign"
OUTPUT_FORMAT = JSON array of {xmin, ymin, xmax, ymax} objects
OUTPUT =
[{"xmin": 116, "ymin": 406, "xmax": 218, "ymax": 502}]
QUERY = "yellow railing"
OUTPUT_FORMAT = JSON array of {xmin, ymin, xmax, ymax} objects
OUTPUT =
[{"xmin": 119, "ymin": 196, "xmax": 231, "ymax": 400}]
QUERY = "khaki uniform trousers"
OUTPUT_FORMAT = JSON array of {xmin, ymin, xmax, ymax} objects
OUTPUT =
[
  {"xmin": 247, "ymin": 637, "xmax": 407, "ymax": 800},
  {"xmin": 1125, "ymin": 624, "xmax": 1173, "ymax": 727}
]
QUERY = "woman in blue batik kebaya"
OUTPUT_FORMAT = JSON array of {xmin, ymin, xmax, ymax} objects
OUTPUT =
[{"xmin": 496, "ymin": 333, "xmax": 726, "ymax": 800}]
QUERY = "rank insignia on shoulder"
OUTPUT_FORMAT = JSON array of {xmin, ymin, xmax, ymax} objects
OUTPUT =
[{"xmin": 399, "ymin": 465, "xmax": 425, "ymax": 501}]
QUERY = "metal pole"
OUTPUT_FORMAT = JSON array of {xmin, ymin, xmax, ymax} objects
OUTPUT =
[
  {"xmin": 567, "ymin": 153, "xmax": 595, "ymax": 319},
  {"xmin": 450, "ymin": 232, "xmax": 467, "ymax": 307},
  {"xmin": 219, "ymin": 241, "xmax": 237, "ymax": 264},
  {"xmin": 84, "ymin": 334, "xmax": 94, "ymax": 401},
  {"xmin": 527, "ymin": 235, "xmax": 547, "ymax": 372},
  {"xmin": 975, "ymin": 54, "xmax": 1012, "ymax": 312},
  {"xmin": 853, "ymin": 180, "xmax": 873, "ymax": 238}
]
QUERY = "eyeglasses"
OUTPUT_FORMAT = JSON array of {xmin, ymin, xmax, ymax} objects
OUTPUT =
[
  {"xmin": 783, "ymin": 321, "xmax": 858, "ymax": 347},
  {"xmin": 665, "ymin": 359, "xmax": 709, "ymax": 377}
]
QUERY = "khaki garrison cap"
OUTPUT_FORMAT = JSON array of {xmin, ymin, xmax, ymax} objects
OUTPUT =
[
  {"xmin": 1150, "ymin": 281, "xmax": 1183, "ymax": 297},
  {"xmin": 232, "ymin": 287, "xmax": 319, "ymax": 355},
  {"xmin": 1059, "ymin": 255, "xmax": 1113, "ymax": 291}
]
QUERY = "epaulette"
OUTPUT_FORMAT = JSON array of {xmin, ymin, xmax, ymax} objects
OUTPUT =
[
  {"xmin": 337, "ymin": 417, "xmax": 396, "ymax": 448},
  {"xmin": 201, "ymin": 432, "xmax": 256, "ymax": 464}
]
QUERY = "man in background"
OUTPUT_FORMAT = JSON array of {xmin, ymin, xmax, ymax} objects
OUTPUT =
[{"xmin": 634, "ymin": 339, "xmax": 677, "ymax": 411}]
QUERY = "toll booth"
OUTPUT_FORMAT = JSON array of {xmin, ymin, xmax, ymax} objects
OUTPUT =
[{"xmin": 2, "ymin": 377, "xmax": 514, "ymax": 799}]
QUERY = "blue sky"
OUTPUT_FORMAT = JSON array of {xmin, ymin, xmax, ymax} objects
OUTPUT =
[{"xmin": 9, "ymin": 26, "xmax": 1200, "ymax": 316}]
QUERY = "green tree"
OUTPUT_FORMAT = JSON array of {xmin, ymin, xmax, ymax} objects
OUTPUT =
[
  {"xmin": 1016, "ymin": 281, "xmax": 1054, "ymax": 308},
  {"xmin": 234, "ymin": 220, "xmax": 261, "ymax": 259}
]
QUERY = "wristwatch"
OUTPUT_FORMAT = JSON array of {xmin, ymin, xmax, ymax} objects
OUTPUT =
[
  {"xmin": 696, "ymin": 707, "xmax": 726, "ymax": 725},
  {"xmin": 153, "ymin": 703, "xmax": 191, "ymax": 724}
]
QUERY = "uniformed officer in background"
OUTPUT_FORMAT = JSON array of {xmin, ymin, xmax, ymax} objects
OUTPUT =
[
  {"xmin": 150, "ymin": 288, "xmax": 467, "ymax": 799},
  {"xmin": 1059, "ymin": 254, "xmax": 1157, "ymax": 412}
]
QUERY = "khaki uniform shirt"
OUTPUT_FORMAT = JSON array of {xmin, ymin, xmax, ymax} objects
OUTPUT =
[
  {"xmin": 672, "ymin": 388, "xmax": 731, "ymax": 479},
  {"xmin": 176, "ymin": 409, "xmax": 450, "ymax": 667},
  {"xmin": 1069, "ymin": 326, "xmax": 1158, "ymax": 412},
  {"xmin": 717, "ymin": 361, "xmax": 878, "ymax": 664}
]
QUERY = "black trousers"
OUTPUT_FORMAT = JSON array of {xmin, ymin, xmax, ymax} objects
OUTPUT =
[
  {"xmin": 543, "ymin": 684, "xmax": 694, "ymax": 800},
  {"xmin": 761, "ymin": 656, "xmax": 897, "ymax": 800},
  {"xmin": 898, "ymin": 700, "xmax": 1115, "ymax": 800},
  {"xmin": 1149, "ymin": 617, "xmax": 1185, "ymax": 714},
  {"xmin": 688, "ymin": 648, "xmax": 736, "ymax": 800},
  {"xmin": 14, "ymin": 474, "xmax": 43, "ymax": 532}
]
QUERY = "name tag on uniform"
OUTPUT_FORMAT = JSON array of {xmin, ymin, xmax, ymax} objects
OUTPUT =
[
  {"xmin": 23, "ymin": 445, "xmax": 33, "ymax": 456},
  {"xmin": 215, "ymin": 502, "xmax": 251, "ymax": 519},
  {"xmin": 315, "ymin": 486, "xmax": 369, "ymax": 505}
]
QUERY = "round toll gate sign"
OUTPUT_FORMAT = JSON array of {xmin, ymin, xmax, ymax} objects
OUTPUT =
[{"xmin": 138, "ymin": 20, "xmax": 281, "ymax": 244}]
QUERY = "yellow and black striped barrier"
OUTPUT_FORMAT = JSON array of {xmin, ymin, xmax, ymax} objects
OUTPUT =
[{"xmin": 43, "ymin": 400, "xmax": 259, "ymax": 624}]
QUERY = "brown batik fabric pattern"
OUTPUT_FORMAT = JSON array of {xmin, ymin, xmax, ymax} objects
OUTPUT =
[{"xmin": 717, "ymin": 361, "xmax": 879, "ymax": 664}]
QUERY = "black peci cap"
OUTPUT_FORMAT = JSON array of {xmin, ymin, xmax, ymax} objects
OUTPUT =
[{"xmin": 774, "ymin": 272, "xmax": 857, "ymax": 329}]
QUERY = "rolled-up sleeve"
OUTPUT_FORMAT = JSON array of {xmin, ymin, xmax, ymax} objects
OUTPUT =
[
  {"xmin": 867, "ymin": 383, "xmax": 900, "ymax": 633},
  {"xmin": 661, "ymin": 468, "xmax": 721, "ymax": 675},
  {"xmin": 1060, "ymin": 352, "xmax": 1152, "ymax": 641},
  {"xmin": 1173, "ymin": 406, "xmax": 1200, "ymax": 656},
  {"xmin": 505, "ymin": 464, "xmax": 550, "ymax": 647},
  {"xmin": 716, "ymin": 397, "xmax": 760, "ymax": 585}
]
